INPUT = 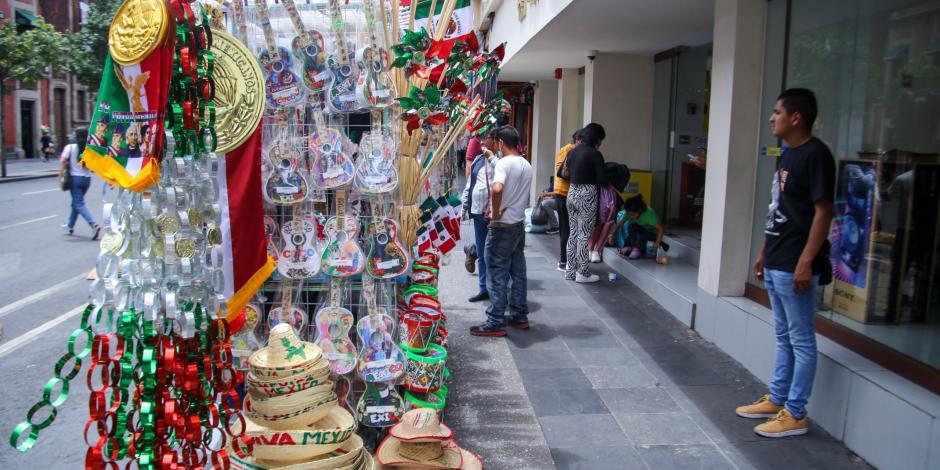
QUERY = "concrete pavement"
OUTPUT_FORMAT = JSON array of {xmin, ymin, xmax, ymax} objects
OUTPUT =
[
  {"xmin": 0, "ymin": 158, "xmax": 59, "ymax": 183},
  {"xmin": 443, "ymin": 222, "xmax": 873, "ymax": 470}
]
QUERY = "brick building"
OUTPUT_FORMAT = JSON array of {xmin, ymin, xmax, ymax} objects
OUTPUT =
[{"xmin": 1, "ymin": 0, "xmax": 90, "ymax": 160}]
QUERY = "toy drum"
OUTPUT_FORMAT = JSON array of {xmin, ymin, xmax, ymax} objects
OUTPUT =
[
  {"xmin": 402, "ymin": 343, "xmax": 447, "ymax": 393},
  {"xmin": 398, "ymin": 309, "xmax": 440, "ymax": 352}
]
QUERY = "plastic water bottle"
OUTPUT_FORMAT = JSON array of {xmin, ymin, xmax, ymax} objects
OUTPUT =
[{"xmin": 608, "ymin": 272, "xmax": 618, "ymax": 282}]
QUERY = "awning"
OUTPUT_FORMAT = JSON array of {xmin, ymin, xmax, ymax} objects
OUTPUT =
[
  {"xmin": 14, "ymin": 9, "xmax": 37, "ymax": 31},
  {"xmin": 883, "ymin": 44, "xmax": 910, "ymax": 61}
]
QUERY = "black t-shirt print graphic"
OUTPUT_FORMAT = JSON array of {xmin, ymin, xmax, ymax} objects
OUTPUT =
[{"xmin": 763, "ymin": 137, "xmax": 836, "ymax": 274}]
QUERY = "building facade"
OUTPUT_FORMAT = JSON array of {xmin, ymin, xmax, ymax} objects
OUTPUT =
[
  {"xmin": 1, "ymin": 0, "xmax": 90, "ymax": 160},
  {"xmin": 479, "ymin": 0, "xmax": 940, "ymax": 468}
]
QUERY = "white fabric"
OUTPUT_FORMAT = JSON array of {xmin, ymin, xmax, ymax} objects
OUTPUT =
[
  {"xmin": 61, "ymin": 144, "xmax": 91, "ymax": 177},
  {"xmin": 491, "ymin": 155, "xmax": 533, "ymax": 224},
  {"xmin": 461, "ymin": 155, "xmax": 496, "ymax": 215}
]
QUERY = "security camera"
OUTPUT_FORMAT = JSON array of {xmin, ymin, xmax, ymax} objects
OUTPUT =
[{"xmin": 587, "ymin": 50, "xmax": 598, "ymax": 62}]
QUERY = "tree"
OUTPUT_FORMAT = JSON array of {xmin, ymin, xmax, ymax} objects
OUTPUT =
[
  {"xmin": 66, "ymin": 0, "xmax": 122, "ymax": 91},
  {"xmin": 0, "ymin": 17, "xmax": 67, "ymax": 177}
]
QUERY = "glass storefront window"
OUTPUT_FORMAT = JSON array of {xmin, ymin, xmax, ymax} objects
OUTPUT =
[{"xmin": 771, "ymin": 0, "xmax": 940, "ymax": 370}]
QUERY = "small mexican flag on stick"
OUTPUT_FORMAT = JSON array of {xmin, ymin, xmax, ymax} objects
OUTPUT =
[{"xmin": 399, "ymin": 0, "xmax": 473, "ymax": 39}]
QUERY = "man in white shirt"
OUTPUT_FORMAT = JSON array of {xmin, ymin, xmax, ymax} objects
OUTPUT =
[{"xmin": 470, "ymin": 126, "xmax": 534, "ymax": 337}]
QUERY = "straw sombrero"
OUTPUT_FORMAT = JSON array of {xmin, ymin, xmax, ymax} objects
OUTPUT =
[
  {"xmin": 247, "ymin": 405, "xmax": 357, "ymax": 462},
  {"xmin": 375, "ymin": 437, "xmax": 461, "ymax": 469},
  {"xmin": 375, "ymin": 447, "xmax": 481, "ymax": 470},
  {"xmin": 389, "ymin": 408, "xmax": 453, "ymax": 441},
  {"xmin": 250, "ymin": 324, "xmax": 323, "ymax": 375},
  {"xmin": 246, "ymin": 360, "xmax": 332, "ymax": 398},
  {"xmin": 230, "ymin": 434, "xmax": 369, "ymax": 470},
  {"xmin": 245, "ymin": 393, "xmax": 339, "ymax": 430}
]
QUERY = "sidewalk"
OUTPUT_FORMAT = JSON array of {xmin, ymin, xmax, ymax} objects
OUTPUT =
[
  {"xmin": 442, "ymin": 222, "xmax": 872, "ymax": 470},
  {"xmin": 0, "ymin": 158, "xmax": 59, "ymax": 183}
]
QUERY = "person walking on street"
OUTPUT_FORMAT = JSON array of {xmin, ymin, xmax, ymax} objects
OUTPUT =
[
  {"xmin": 470, "ymin": 126, "xmax": 533, "ymax": 337},
  {"xmin": 552, "ymin": 130, "xmax": 581, "ymax": 271},
  {"xmin": 461, "ymin": 128, "xmax": 498, "ymax": 302},
  {"xmin": 736, "ymin": 88, "xmax": 835, "ymax": 438},
  {"xmin": 40, "ymin": 127, "xmax": 55, "ymax": 162},
  {"xmin": 59, "ymin": 128, "xmax": 101, "ymax": 240},
  {"xmin": 564, "ymin": 123, "xmax": 607, "ymax": 283}
]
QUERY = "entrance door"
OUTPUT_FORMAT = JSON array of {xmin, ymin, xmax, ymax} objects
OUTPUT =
[{"xmin": 20, "ymin": 100, "xmax": 35, "ymax": 159}]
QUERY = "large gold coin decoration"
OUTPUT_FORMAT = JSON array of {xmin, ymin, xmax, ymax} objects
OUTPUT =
[
  {"xmin": 211, "ymin": 28, "xmax": 265, "ymax": 154},
  {"xmin": 108, "ymin": 0, "xmax": 169, "ymax": 66}
]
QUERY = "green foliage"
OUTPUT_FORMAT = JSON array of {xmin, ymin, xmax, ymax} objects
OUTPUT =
[
  {"xmin": 66, "ymin": 0, "xmax": 122, "ymax": 91},
  {"xmin": 0, "ymin": 17, "xmax": 67, "ymax": 86}
]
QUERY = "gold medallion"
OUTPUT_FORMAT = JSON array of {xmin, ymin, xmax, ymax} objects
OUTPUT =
[
  {"xmin": 175, "ymin": 238, "xmax": 197, "ymax": 259},
  {"xmin": 158, "ymin": 213, "xmax": 181, "ymax": 235},
  {"xmin": 211, "ymin": 28, "xmax": 265, "ymax": 154},
  {"xmin": 188, "ymin": 207, "xmax": 203, "ymax": 228},
  {"xmin": 206, "ymin": 225, "xmax": 223, "ymax": 246},
  {"xmin": 100, "ymin": 232, "xmax": 125, "ymax": 255},
  {"xmin": 108, "ymin": 0, "xmax": 169, "ymax": 66}
]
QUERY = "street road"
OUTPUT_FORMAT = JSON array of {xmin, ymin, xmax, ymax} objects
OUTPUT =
[{"xmin": 0, "ymin": 176, "xmax": 106, "ymax": 468}]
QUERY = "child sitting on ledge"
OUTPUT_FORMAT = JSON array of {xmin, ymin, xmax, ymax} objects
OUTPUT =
[{"xmin": 609, "ymin": 195, "xmax": 668, "ymax": 259}]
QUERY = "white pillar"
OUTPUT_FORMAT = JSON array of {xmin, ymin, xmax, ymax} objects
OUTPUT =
[
  {"xmin": 582, "ymin": 53, "xmax": 654, "ymax": 171},
  {"xmin": 697, "ymin": 0, "xmax": 766, "ymax": 296},
  {"xmin": 531, "ymin": 80, "xmax": 559, "ymax": 203},
  {"xmin": 555, "ymin": 68, "xmax": 581, "ymax": 151}
]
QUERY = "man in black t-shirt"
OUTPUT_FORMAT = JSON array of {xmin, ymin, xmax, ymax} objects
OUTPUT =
[{"xmin": 735, "ymin": 89, "xmax": 835, "ymax": 438}]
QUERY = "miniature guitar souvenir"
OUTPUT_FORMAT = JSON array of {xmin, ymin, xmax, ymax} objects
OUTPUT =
[
  {"xmin": 366, "ymin": 217, "xmax": 409, "ymax": 279},
  {"xmin": 282, "ymin": 0, "xmax": 331, "ymax": 99},
  {"xmin": 326, "ymin": 0, "xmax": 360, "ymax": 113},
  {"xmin": 278, "ymin": 205, "xmax": 319, "ymax": 279},
  {"xmin": 357, "ymin": 276, "xmax": 405, "ymax": 383},
  {"xmin": 255, "ymin": 0, "xmax": 305, "ymax": 108},
  {"xmin": 263, "ymin": 215, "xmax": 281, "ymax": 263},
  {"xmin": 357, "ymin": 382, "xmax": 404, "ymax": 428},
  {"xmin": 263, "ymin": 113, "xmax": 310, "ymax": 205},
  {"xmin": 355, "ymin": 110, "xmax": 398, "ymax": 194},
  {"xmin": 355, "ymin": 0, "xmax": 395, "ymax": 108},
  {"xmin": 308, "ymin": 105, "xmax": 355, "ymax": 189},
  {"xmin": 321, "ymin": 190, "xmax": 365, "ymax": 277},
  {"xmin": 334, "ymin": 374, "xmax": 355, "ymax": 416},
  {"xmin": 314, "ymin": 278, "xmax": 358, "ymax": 375},
  {"xmin": 267, "ymin": 281, "xmax": 307, "ymax": 335}
]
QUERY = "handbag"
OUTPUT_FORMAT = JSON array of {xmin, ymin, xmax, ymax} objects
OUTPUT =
[
  {"xmin": 60, "ymin": 144, "xmax": 73, "ymax": 191},
  {"xmin": 556, "ymin": 150, "xmax": 571, "ymax": 180}
]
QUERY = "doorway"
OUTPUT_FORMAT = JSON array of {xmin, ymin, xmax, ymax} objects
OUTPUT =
[
  {"xmin": 20, "ymin": 100, "xmax": 35, "ymax": 159},
  {"xmin": 54, "ymin": 87, "xmax": 67, "ymax": 152}
]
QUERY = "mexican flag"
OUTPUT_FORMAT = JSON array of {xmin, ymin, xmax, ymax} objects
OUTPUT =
[
  {"xmin": 399, "ymin": 0, "xmax": 473, "ymax": 39},
  {"xmin": 219, "ymin": 123, "xmax": 276, "ymax": 334},
  {"xmin": 82, "ymin": 48, "xmax": 173, "ymax": 191}
]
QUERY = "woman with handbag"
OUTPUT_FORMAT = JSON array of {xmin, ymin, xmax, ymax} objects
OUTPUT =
[
  {"xmin": 59, "ymin": 127, "xmax": 101, "ymax": 240},
  {"xmin": 553, "ymin": 129, "xmax": 582, "ymax": 271},
  {"xmin": 564, "ymin": 123, "xmax": 607, "ymax": 283}
]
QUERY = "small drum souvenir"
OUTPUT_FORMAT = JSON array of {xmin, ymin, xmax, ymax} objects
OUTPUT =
[
  {"xmin": 402, "ymin": 343, "xmax": 447, "ymax": 393},
  {"xmin": 398, "ymin": 309, "xmax": 441, "ymax": 353}
]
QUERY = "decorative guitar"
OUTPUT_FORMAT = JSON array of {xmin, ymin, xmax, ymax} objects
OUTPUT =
[
  {"xmin": 356, "ymin": 275, "xmax": 405, "ymax": 383},
  {"xmin": 278, "ymin": 205, "xmax": 319, "ymax": 279},
  {"xmin": 355, "ymin": 110, "xmax": 398, "ymax": 194},
  {"xmin": 321, "ymin": 190, "xmax": 365, "ymax": 277},
  {"xmin": 282, "ymin": 0, "xmax": 331, "ymax": 101},
  {"xmin": 267, "ymin": 280, "xmax": 307, "ymax": 335},
  {"xmin": 262, "ymin": 113, "xmax": 310, "ymax": 205},
  {"xmin": 308, "ymin": 104, "xmax": 355, "ymax": 189},
  {"xmin": 356, "ymin": 276, "xmax": 405, "ymax": 428},
  {"xmin": 314, "ymin": 278, "xmax": 357, "ymax": 375},
  {"xmin": 355, "ymin": 0, "xmax": 395, "ymax": 108},
  {"xmin": 263, "ymin": 215, "xmax": 280, "ymax": 263},
  {"xmin": 231, "ymin": 301, "xmax": 263, "ymax": 371},
  {"xmin": 366, "ymin": 217, "xmax": 409, "ymax": 279},
  {"xmin": 254, "ymin": 0, "xmax": 305, "ymax": 108},
  {"xmin": 326, "ymin": 0, "xmax": 360, "ymax": 113}
]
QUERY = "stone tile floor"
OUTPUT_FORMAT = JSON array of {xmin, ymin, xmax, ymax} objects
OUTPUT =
[{"xmin": 441, "ymin": 222, "xmax": 872, "ymax": 470}]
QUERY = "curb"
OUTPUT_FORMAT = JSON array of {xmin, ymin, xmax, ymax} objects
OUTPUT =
[{"xmin": 0, "ymin": 172, "xmax": 58, "ymax": 184}]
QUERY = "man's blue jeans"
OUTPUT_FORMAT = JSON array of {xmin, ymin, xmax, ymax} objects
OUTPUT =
[
  {"xmin": 470, "ymin": 213, "xmax": 489, "ymax": 294},
  {"xmin": 765, "ymin": 268, "xmax": 818, "ymax": 419},
  {"xmin": 484, "ymin": 223, "xmax": 528, "ymax": 327}
]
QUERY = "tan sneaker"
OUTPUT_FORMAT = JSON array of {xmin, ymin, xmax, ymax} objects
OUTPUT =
[
  {"xmin": 754, "ymin": 409, "xmax": 808, "ymax": 438},
  {"xmin": 735, "ymin": 394, "xmax": 783, "ymax": 419}
]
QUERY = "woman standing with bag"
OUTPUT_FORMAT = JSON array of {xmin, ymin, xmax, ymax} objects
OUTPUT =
[
  {"xmin": 59, "ymin": 127, "xmax": 101, "ymax": 240},
  {"xmin": 564, "ymin": 123, "xmax": 607, "ymax": 283}
]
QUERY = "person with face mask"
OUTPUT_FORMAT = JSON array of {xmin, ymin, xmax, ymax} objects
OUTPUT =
[{"xmin": 470, "ymin": 126, "xmax": 533, "ymax": 337}]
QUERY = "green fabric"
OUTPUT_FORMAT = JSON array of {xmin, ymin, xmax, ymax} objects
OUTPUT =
[{"xmin": 634, "ymin": 206, "xmax": 659, "ymax": 232}]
